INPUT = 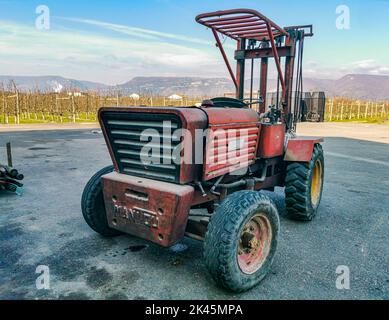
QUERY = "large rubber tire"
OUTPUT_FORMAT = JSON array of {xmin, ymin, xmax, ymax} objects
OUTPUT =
[
  {"xmin": 285, "ymin": 144, "xmax": 324, "ymax": 221},
  {"xmin": 204, "ymin": 191, "xmax": 280, "ymax": 292},
  {"xmin": 81, "ymin": 165, "xmax": 121, "ymax": 237}
]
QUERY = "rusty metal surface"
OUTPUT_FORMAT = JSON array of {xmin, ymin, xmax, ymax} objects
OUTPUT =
[
  {"xmin": 202, "ymin": 107, "xmax": 260, "ymax": 126},
  {"xmin": 254, "ymin": 157, "xmax": 286, "ymax": 190},
  {"xmin": 102, "ymin": 172, "xmax": 194, "ymax": 247},
  {"xmin": 185, "ymin": 218, "xmax": 208, "ymax": 241},
  {"xmin": 195, "ymin": 9, "xmax": 288, "ymax": 41},
  {"xmin": 283, "ymin": 36, "xmax": 297, "ymax": 123},
  {"xmin": 259, "ymin": 57, "xmax": 268, "ymax": 113},
  {"xmin": 191, "ymin": 191, "xmax": 218, "ymax": 206},
  {"xmin": 212, "ymin": 28, "xmax": 238, "ymax": 91},
  {"xmin": 240, "ymin": 46, "xmax": 292, "ymax": 59},
  {"xmin": 196, "ymin": 8, "xmax": 313, "ymax": 131},
  {"xmin": 266, "ymin": 22, "xmax": 286, "ymax": 101},
  {"xmin": 236, "ymin": 39, "xmax": 246, "ymax": 99},
  {"xmin": 258, "ymin": 124, "xmax": 286, "ymax": 158},
  {"xmin": 284, "ymin": 137, "xmax": 324, "ymax": 162},
  {"xmin": 196, "ymin": 9, "xmax": 289, "ymax": 101}
]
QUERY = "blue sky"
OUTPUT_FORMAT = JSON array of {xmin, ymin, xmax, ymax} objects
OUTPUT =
[{"xmin": 0, "ymin": 0, "xmax": 388, "ymax": 84}]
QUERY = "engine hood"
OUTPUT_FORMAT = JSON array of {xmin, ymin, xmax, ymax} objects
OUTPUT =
[{"xmin": 200, "ymin": 107, "xmax": 260, "ymax": 127}]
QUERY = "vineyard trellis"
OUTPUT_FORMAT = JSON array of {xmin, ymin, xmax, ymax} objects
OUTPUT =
[
  {"xmin": 0, "ymin": 82, "xmax": 205, "ymax": 124},
  {"xmin": 0, "ymin": 82, "xmax": 388, "ymax": 124},
  {"xmin": 325, "ymin": 98, "xmax": 389, "ymax": 122}
]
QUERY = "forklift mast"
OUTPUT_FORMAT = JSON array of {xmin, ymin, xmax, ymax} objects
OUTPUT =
[{"xmin": 196, "ymin": 9, "xmax": 313, "ymax": 131}]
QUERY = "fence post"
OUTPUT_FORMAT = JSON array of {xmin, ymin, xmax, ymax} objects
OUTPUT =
[
  {"xmin": 2, "ymin": 89, "xmax": 6, "ymax": 124},
  {"xmin": 365, "ymin": 102, "xmax": 368, "ymax": 118},
  {"xmin": 71, "ymin": 94, "xmax": 76, "ymax": 123},
  {"xmin": 6, "ymin": 142, "xmax": 12, "ymax": 167},
  {"xmin": 11, "ymin": 81, "xmax": 20, "ymax": 124},
  {"xmin": 16, "ymin": 90, "xmax": 20, "ymax": 124},
  {"xmin": 329, "ymin": 99, "xmax": 333, "ymax": 121},
  {"xmin": 335, "ymin": 101, "xmax": 338, "ymax": 120},
  {"xmin": 55, "ymin": 94, "xmax": 59, "ymax": 122},
  {"xmin": 349, "ymin": 102, "xmax": 352, "ymax": 119}
]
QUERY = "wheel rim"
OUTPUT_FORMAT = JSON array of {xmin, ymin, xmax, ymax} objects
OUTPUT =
[
  {"xmin": 237, "ymin": 213, "xmax": 272, "ymax": 275},
  {"xmin": 311, "ymin": 159, "xmax": 323, "ymax": 206}
]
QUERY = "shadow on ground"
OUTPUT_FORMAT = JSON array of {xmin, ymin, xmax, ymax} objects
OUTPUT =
[{"xmin": 0, "ymin": 130, "xmax": 388, "ymax": 300}]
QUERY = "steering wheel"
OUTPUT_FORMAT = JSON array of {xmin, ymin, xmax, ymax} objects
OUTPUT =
[{"xmin": 208, "ymin": 97, "xmax": 248, "ymax": 108}]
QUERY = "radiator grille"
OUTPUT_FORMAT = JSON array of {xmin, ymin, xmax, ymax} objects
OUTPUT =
[{"xmin": 101, "ymin": 112, "xmax": 182, "ymax": 183}]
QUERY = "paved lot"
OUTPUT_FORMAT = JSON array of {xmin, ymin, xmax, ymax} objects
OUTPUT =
[{"xmin": 0, "ymin": 123, "xmax": 388, "ymax": 300}]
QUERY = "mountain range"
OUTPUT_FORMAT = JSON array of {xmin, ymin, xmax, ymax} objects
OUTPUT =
[{"xmin": 0, "ymin": 74, "xmax": 387, "ymax": 100}]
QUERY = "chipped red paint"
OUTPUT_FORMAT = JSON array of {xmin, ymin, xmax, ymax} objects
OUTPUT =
[
  {"xmin": 203, "ymin": 125, "xmax": 260, "ymax": 180},
  {"xmin": 102, "ymin": 172, "xmax": 194, "ymax": 247},
  {"xmin": 258, "ymin": 124, "xmax": 286, "ymax": 158},
  {"xmin": 201, "ymin": 107, "xmax": 261, "ymax": 180},
  {"xmin": 284, "ymin": 137, "xmax": 324, "ymax": 162},
  {"xmin": 202, "ymin": 107, "xmax": 260, "ymax": 126}
]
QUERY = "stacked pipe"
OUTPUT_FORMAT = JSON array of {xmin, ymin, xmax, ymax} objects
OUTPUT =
[
  {"xmin": 0, "ymin": 142, "xmax": 24, "ymax": 195},
  {"xmin": 0, "ymin": 165, "xmax": 24, "ymax": 195}
]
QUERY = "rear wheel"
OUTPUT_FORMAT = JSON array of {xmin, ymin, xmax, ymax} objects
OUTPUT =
[
  {"xmin": 204, "ymin": 191, "xmax": 280, "ymax": 292},
  {"xmin": 81, "ymin": 165, "xmax": 122, "ymax": 237},
  {"xmin": 285, "ymin": 144, "xmax": 324, "ymax": 221}
]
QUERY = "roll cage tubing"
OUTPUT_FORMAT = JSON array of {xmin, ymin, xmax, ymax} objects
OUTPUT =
[{"xmin": 196, "ymin": 9, "xmax": 313, "ymax": 129}]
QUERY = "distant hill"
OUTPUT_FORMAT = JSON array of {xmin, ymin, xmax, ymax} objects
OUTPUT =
[
  {"xmin": 117, "ymin": 77, "xmax": 234, "ymax": 97},
  {"xmin": 1, "ymin": 74, "xmax": 388, "ymax": 100},
  {"xmin": 304, "ymin": 74, "xmax": 389, "ymax": 100},
  {"xmin": 0, "ymin": 75, "xmax": 108, "ymax": 93}
]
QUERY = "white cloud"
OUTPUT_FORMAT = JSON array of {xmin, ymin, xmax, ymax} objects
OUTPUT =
[
  {"xmin": 57, "ymin": 17, "xmax": 213, "ymax": 46},
  {"xmin": 303, "ymin": 59, "xmax": 389, "ymax": 79},
  {"xmin": 0, "ymin": 20, "xmax": 224, "ymax": 84},
  {"xmin": 349, "ymin": 59, "xmax": 389, "ymax": 75},
  {"xmin": 351, "ymin": 59, "xmax": 376, "ymax": 68},
  {"xmin": 3, "ymin": 18, "xmax": 386, "ymax": 84}
]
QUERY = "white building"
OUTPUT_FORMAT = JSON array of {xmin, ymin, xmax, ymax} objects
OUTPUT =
[
  {"xmin": 168, "ymin": 94, "xmax": 183, "ymax": 100},
  {"xmin": 130, "ymin": 93, "xmax": 140, "ymax": 100},
  {"xmin": 68, "ymin": 91, "xmax": 82, "ymax": 97}
]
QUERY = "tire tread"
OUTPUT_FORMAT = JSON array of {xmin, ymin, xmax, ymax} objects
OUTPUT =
[
  {"xmin": 204, "ymin": 191, "xmax": 280, "ymax": 292},
  {"xmin": 81, "ymin": 165, "xmax": 121, "ymax": 237},
  {"xmin": 285, "ymin": 144, "xmax": 324, "ymax": 221}
]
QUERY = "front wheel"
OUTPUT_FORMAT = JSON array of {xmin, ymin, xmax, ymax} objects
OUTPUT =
[
  {"xmin": 203, "ymin": 191, "xmax": 280, "ymax": 292},
  {"xmin": 81, "ymin": 165, "xmax": 122, "ymax": 237}
]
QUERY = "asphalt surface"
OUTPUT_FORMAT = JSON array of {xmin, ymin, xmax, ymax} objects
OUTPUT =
[{"xmin": 0, "ymin": 123, "xmax": 388, "ymax": 300}]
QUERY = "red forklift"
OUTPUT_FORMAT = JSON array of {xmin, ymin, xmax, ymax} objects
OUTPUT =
[{"xmin": 81, "ymin": 9, "xmax": 324, "ymax": 292}]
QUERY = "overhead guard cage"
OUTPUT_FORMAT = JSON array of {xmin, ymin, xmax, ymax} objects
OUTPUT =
[{"xmin": 196, "ymin": 9, "xmax": 313, "ymax": 130}]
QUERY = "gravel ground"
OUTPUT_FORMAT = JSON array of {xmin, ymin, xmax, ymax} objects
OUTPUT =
[{"xmin": 0, "ymin": 122, "xmax": 388, "ymax": 300}]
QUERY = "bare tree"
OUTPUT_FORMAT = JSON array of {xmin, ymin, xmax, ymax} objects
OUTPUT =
[{"xmin": 10, "ymin": 80, "xmax": 20, "ymax": 124}]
